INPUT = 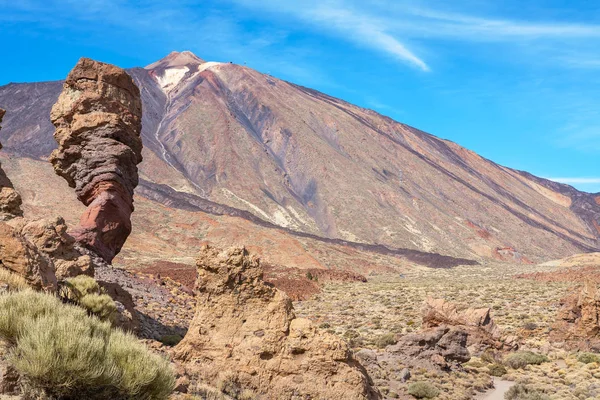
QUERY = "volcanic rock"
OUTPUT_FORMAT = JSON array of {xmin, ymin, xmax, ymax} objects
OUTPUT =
[
  {"xmin": 0, "ymin": 109, "xmax": 23, "ymax": 220},
  {"xmin": 384, "ymin": 326, "xmax": 471, "ymax": 371},
  {"xmin": 422, "ymin": 297, "xmax": 511, "ymax": 352},
  {"xmin": 552, "ymin": 281, "xmax": 600, "ymax": 349},
  {"xmin": 175, "ymin": 245, "xmax": 380, "ymax": 400},
  {"xmin": 0, "ymin": 222, "xmax": 56, "ymax": 291},
  {"xmin": 50, "ymin": 58, "xmax": 143, "ymax": 263}
]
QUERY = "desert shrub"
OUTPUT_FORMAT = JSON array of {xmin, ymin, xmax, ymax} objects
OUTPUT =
[
  {"xmin": 375, "ymin": 333, "xmax": 396, "ymax": 348},
  {"xmin": 407, "ymin": 381, "xmax": 440, "ymax": 398},
  {"xmin": 160, "ymin": 334, "xmax": 183, "ymax": 347},
  {"xmin": 60, "ymin": 275, "xmax": 117, "ymax": 322},
  {"xmin": 0, "ymin": 289, "xmax": 175, "ymax": 399},
  {"xmin": 504, "ymin": 384, "xmax": 549, "ymax": 400},
  {"xmin": 0, "ymin": 268, "xmax": 28, "ymax": 291},
  {"xmin": 504, "ymin": 351, "xmax": 549, "ymax": 369},
  {"xmin": 577, "ymin": 352, "xmax": 600, "ymax": 364},
  {"xmin": 488, "ymin": 363, "xmax": 507, "ymax": 377},
  {"xmin": 522, "ymin": 322, "xmax": 538, "ymax": 331}
]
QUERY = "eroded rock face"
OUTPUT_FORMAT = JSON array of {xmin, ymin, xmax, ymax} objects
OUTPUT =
[
  {"xmin": 384, "ymin": 326, "xmax": 471, "ymax": 371},
  {"xmin": 11, "ymin": 217, "xmax": 93, "ymax": 280},
  {"xmin": 175, "ymin": 246, "xmax": 380, "ymax": 400},
  {"xmin": 0, "ymin": 222, "xmax": 56, "ymax": 291},
  {"xmin": 422, "ymin": 297, "xmax": 514, "ymax": 352},
  {"xmin": 0, "ymin": 109, "xmax": 23, "ymax": 220},
  {"xmin": 552, "ymin": 281, "xmax": 600, "ymax": 349},
  {"xmin": 50, "ymin": 58, "xmax": 142, "ymax": 263}
]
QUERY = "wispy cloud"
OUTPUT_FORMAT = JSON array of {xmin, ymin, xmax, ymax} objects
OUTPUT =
[
  {"xmin": 231, "ymin": 0, "xmax": 600, "ymax": 71},
  {"xmin": 547, "ymin": 177, "xmax": 600, "ymax": 184}
]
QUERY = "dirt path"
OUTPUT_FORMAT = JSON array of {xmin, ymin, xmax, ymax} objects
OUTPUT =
[{"xmin": 477, "ymin": 377, "xmax": 515, "ymax": 400}]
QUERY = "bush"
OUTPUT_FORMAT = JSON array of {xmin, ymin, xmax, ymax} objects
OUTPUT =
[
  {"xmin": 488, "ymin": 363, "xmax": 507, "ymax": 377},
  {"xmin": 577, "ymin": 352, "xmax": 600, "ymax": 364},
  {"xmin": 60, "ymin": 275, "xmax": 117, "ymax": 322},
  {"xmin": 160, "ymin": 334, "xmax": 183, "ymax": 347},
  {"xmin": 0, "ymin": 268, "xmax": 28, "ymax": 291},
  {"xmin": 375, "ymin": 333, "xmax": 396, "ymax": 348},
  {"xmin": 407, "ymin": 381, "xmax": 440, "ymax": 398},
  {"xmin": 0, "ymin": 289, "xmax": 175, "ymax": 399},
  {"xmin": 504, "ymin": 384, "xmax": 549, "ymax": 400},
  {"xmin": 504, "ymin": 351, "xmax": 549, "ymax": 369}
]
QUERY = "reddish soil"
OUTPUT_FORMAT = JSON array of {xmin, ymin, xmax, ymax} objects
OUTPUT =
[{"xmin": 138, "ymin": 261, "xmax": 368, "ymax": 301}]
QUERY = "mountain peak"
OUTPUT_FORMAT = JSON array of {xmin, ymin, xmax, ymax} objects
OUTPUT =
[{"xmin": 145, "ymin": 51, "xmax": 205, "ymax": 70}]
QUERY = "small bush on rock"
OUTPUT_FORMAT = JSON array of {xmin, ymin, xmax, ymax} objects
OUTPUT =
[
  {"xmin": 504, "ymin": 351, "xmax": 549, "ymax": 369},
  {"xmin": 504, "ymin": 384, "xmax": 549, "ymax": 400},
  {"xmin": 0, "ymin": 289, "xmax": 175, "ymax": 399},
  {"xmin": 375, "ymin": 333, "xmax": 396, "ymax": 348},
  {"xmin": 407, "ymin": 381, "xmax": 440, "ymax": 399}
]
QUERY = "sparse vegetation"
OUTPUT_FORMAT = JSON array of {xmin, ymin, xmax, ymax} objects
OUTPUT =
[
  {"xmin": 577, "ymin": 352, "xmax": 600, "ymax": 364},
  {"xmin": 488, "ymin": 363, "xmax": 507, "ymax": 377},
  {"xmin": 59, "ymin": 275, "xmax": 117, "ymax": 321},
  {"xmin": 504, "ymin": 384, "xmax": 549, "ymax": 400},
  {"xmin": 504, "ymin": 352, "xmax": 549, "ymax": 369},
  {"xmin": 407, "ymin": 381, "xmax": 440, "ymax": 398},
  {"xmin": 0, "ymin": 289, "xmax": 175, "ymax": 399}
]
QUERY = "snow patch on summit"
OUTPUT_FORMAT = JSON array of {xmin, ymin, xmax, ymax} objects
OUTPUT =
[{"xmin": 157, "ymin": 67, "xmax": 189, "ymax": 92}]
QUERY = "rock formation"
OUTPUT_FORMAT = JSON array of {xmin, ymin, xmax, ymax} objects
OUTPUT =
[
  {"xmin": 50, "ymin": 58, "xmax": 143, "ymax": 263},
  {"xmin": 0, "ymin": 109, "xmax": 23, "ymax": 220},
  {"xmin": 552, "ymin": 281, "xmax": 600, "ymax": 349},
  {"xmin": 384, "ymin": 326, "xmax": 471, "ymax": 371},
  {"xmin": 422, "ymin": 297, "xmax": 516, "ymax": 352},
  {"xmin": 175, "ymin": 245, "xmax": 380, "ymax": 400}
]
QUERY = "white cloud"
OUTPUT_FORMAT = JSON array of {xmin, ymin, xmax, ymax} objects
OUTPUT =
[{"xmin": 547, "ymin": 177, "xmax": 600, "ymax": 184}]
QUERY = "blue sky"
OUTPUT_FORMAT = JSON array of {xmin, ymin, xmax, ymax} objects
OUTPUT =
[{"xmin": 1, "ymin": 0, "xmax": 599, "ymax": 193}]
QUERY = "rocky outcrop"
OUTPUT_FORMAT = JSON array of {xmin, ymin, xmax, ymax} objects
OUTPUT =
[
  {"xmin": 175, "ymin": 246, "xmax": 380, "ymax": 400},
  {"xmin": 11, "ymin": 217, "xmax": 93, "ymax": 280},
  {"xmin": 384, "ymin": 326, "xmax": 471, "ymax": 371},
  {"xmin": 0, "ymin": 109, "xmax": 23, "ymax": 220},
  {"xmin": 50, "ymin": 58, "xmax": 143, "ymax": 263},
  {"xmin": 552, "ymin": 281, "xmax": 600, "ymax": 349},
  {"xmin": 422, "ymin": 297, "xmax": 516, "ymax": 352}
]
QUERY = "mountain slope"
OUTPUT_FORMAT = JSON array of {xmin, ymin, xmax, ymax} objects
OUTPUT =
[{"xmin": 0, "ymin": 51, "xmax": 598, "ymax": 263}]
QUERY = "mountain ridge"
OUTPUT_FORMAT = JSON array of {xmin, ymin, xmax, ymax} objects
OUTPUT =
[{"xmin": 0, "ymin": 51, "xmax": 598, "ymax": 266}]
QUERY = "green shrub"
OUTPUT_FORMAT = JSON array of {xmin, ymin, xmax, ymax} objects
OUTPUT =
[
  {"xmin": 60, "ymin": 275, "xmax": 117, "ymax": 322},
  {"xmin": 375, "ymin": 333, "xmax": 396, "ymax": 348},
  {"xmin": 407, "ymin": 381, "xmax": 440, "ymax": 398},
  {"xmin": 504, "ymin": 351, "xmax": 549, "ymax": 369},
  {"xmin": 577, "ymin": 352, "xmax": 600, "ymax": 364},
  {"xmin": 159, "ymin": 334, "xmax": 183, "ymax": 347},
  {"xmin": 504, "ymin": 384, "xmax": 549, "ymax": 400},
  {"xmin": 488, "ymin": 363, "xmax": 507, "ymax": 377},
  {"xmin": 0, "ymin": 289, "xmax": 175, "ymax": 399}
]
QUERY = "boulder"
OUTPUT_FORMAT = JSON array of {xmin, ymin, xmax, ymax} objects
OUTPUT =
[
  {"xmin": 384, "ymin": 326, "xmax": 471, "ymax": 371},
  {"xmin": 552, "ymin": 281, "xmax": 600, "ymax": 348},
  {"xmin": 175, "ymin": 245, "xmax": 380, "ymax": 400},
  {"xmin": 50, "ymin": 58, "xmax": 143, "ymax": 263},
  {"xmin": 422, "ymin": 297, "xmax": 510, "ymax": 352}
]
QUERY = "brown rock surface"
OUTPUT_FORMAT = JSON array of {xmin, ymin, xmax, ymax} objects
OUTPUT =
[
  {"xmin": 552, "ymin": 281, "xmax": 600, "ymax": 348},
  {"xmin": 49, "ymin": 58, "xmax": 143, "ymax": 263},
  {"xmin": 0, "ymin": 109, "xmax": 22, "ymax": 220},
  {"xmin": 421, "ymin": 297, "xmax": 510, "ymax": 352},
  {"xmin": 0, "ymin": 222, "xmax": 56, "ymax": 291},
  {"xmin": 175, "ymin": 246, "xmax": 380, "ymax": 400},
  {"xmin": 384, "ymin": 326, "xmax": 471, "ymax": 371}
]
